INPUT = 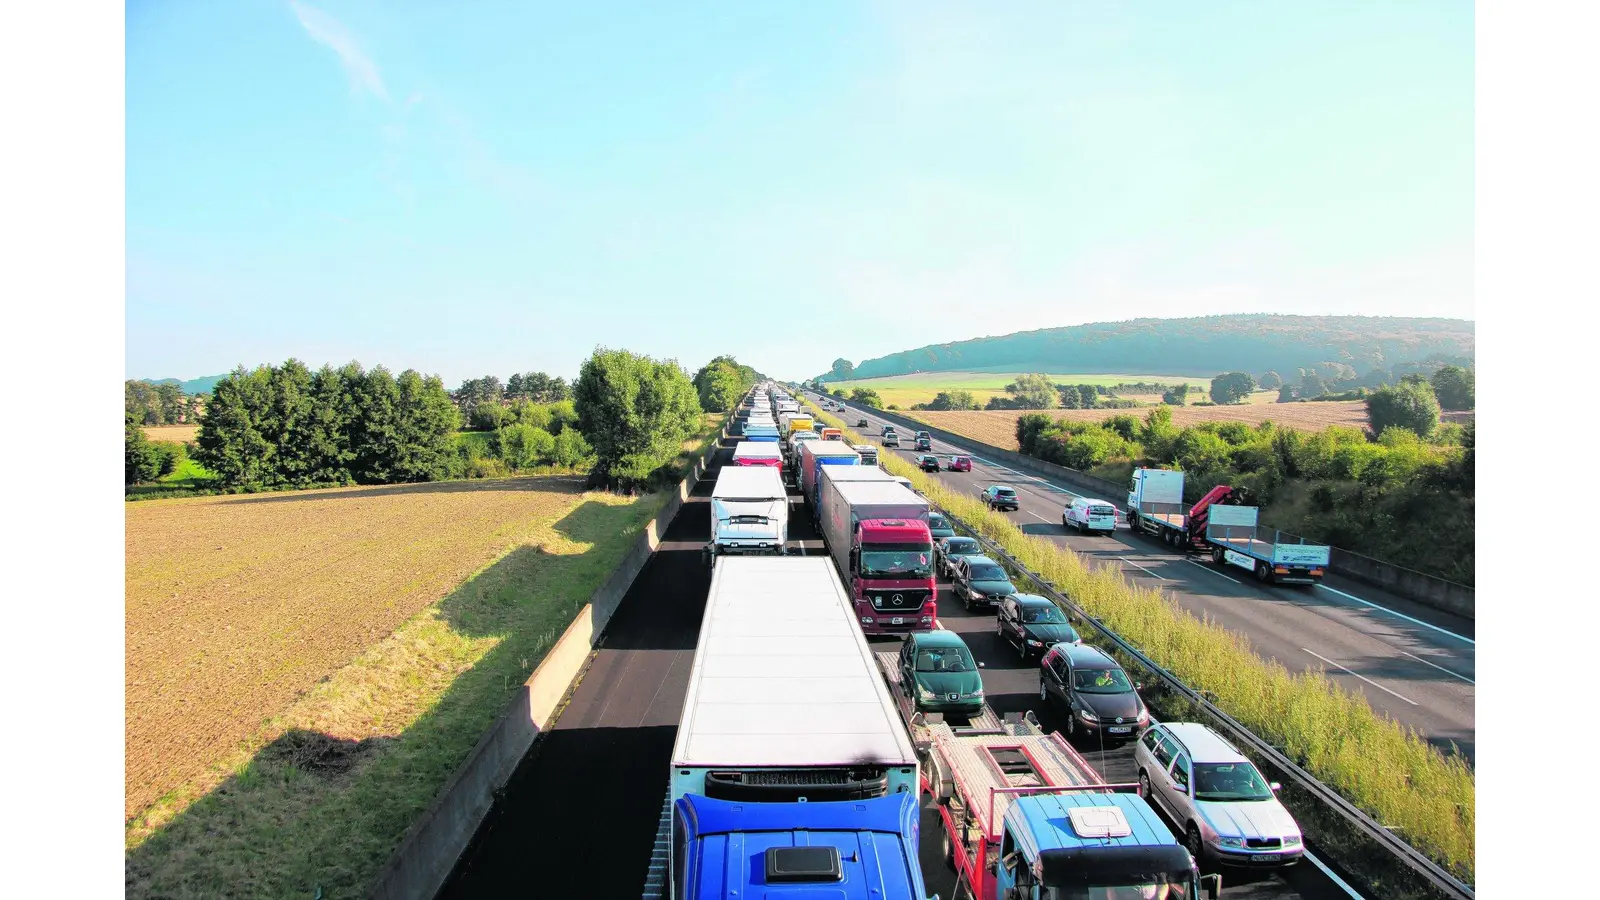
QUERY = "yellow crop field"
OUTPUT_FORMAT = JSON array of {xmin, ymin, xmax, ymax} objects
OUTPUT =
[
  {"xmin": 143, "ymin": 425, "xmax": 199, "ymax": 443},
  {"xmin": 909, "ymin": 402, "xmax": 1370, "ymax": 451},
  {"xmin": 124, "ymin": 476, "xmax": 593, "ymax": 820}
]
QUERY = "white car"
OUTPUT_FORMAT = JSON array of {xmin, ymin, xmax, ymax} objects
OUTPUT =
[
  {"xmin": 1135, "ymin": 722, "xmax": 1304, "ymax": 871},
  {"xmin": 1062, "ymin": 496, "xmax": 1119, "ymax": 535}
]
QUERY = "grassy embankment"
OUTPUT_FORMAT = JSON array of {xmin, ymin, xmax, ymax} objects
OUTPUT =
[
  {"xmin": 125, "ymin": 418, "xmax": 722, "ymax": 898},
  {"xmin": 804, "ymin": 401, "xmax": 1474, "ymax": 882}
]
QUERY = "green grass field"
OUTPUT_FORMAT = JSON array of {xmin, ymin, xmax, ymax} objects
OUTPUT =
[{"xmin": 823, "ymin": 372, "xmax": 1216, "ymax": 408}]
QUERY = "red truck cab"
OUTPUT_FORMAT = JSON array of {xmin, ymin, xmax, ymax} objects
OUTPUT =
[{"xmin": 849, "ymin": 519, "xmax": 937, "ymax": 634}]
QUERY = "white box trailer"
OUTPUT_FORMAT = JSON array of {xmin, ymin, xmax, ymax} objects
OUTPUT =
[
  {"xmin": 707, "ymin": 466, "xmax": 789, "ymax": 562},
  {"xmin": 1204, "ymin": 504, "xmax": 1331, "ymax": 585},
  {"xmin": 670, "ymin": 556, "xmax": 919, "ymax": 802}
]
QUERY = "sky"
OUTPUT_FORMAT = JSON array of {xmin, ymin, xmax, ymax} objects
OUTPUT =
[{"xmin": 126, "ymin": 0, "xmax": 1473, "ymax": 385}]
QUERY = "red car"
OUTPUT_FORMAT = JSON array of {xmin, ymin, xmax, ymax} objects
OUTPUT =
[{"xmin": 949, "ymin": 455, "xmax": 973, "ymax": 472}]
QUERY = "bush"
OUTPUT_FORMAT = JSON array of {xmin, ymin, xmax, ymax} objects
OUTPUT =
[
  {"xmin": 469, "ymin": 402, "xmax": 510, "ymax": 430},
  {"xmin": 1367, "ymin": 382, "xmax": 1440, "ymax": 438}
]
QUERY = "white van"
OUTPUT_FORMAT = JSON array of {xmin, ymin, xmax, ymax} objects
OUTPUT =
[{"xmin": 1063, "ymin": 496, "xmax": 1119, "ymax": 534}]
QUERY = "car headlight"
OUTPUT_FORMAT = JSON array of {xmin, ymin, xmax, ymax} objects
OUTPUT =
[
  {"xmin": 1026, "ymin": 639, "xmax": 1042, "ymax": 646},
  {"xmin": 917, "ymin": 685, "xmax": 934, "ymax": 699},
  {"xmin": 1217, "ymin": 836, "xmax": 1246, "ymax": 849},
  {"xmin": 1283, "ymin": 835, "xmax": 1302, "ymax": 847},
  {"xmin": 1137, "ymin": 708, "xmax": 1149, "ymax": 722},
  {"xmin": 970, "ymin": 591, "xmax": 985, "ymax": 599},
  {"xmin": 1079, "ymin": 710, "xmax": 1098, "ymax": 722},
  {"xmin": 860, "ymin": 617, "xmax": 875, "ymax": 624}
]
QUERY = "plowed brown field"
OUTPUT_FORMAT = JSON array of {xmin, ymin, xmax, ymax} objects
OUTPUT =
[
  {"xmin": 909, "ymin": 401, "xmax": 1369, "ymax": 451},
  {"xmin": 124, "ymin": 476, "xmax": 587, "ymax": 820},
  {"xmin": 143, "ymin": 425, "xmax": 198, "ymax": 443}
]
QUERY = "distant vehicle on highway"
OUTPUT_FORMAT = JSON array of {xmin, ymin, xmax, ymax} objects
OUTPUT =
[
  {"xmin": 1038, "ymin": 643, "xmax": 1148, "ymax": 742},
  {"xmin": 917, "ymin": 454, "xmax": 941, "ymax": 472},
  {"xmin": 952, "ymin": 556, "xmax": 1017, "ymax": 611},
  {"xmin": 1135, "ymin": 721, "xmax": 1305, "ymax": 871},
  {"xmin": 882, "ymin": 432, "xmax": 900, "ymax": 448},
  {"xmin": 997, "ymin": 593, "xmax": 1082, "ymax": 659},
  {"xmin": 981, "ymin": 485, "xmax": 1019, "ymax": 511},
  {"xmin": 1063, "ymin": 496, "xmax": 1119, "ymax": 535},
  {"xmin": 935, "ymin": 536, "xmax": 982, "ymax": 578},
  {"xmin": 914, "ymin": 435, "xmax": 932, "ymax": 451},
  {"xmin": 857, "ymin": 417, "xmax": 869, "ymax": 427},
  {"xmin": 948, "ymin": 455, "xmax": 972, "ymax": 472}
]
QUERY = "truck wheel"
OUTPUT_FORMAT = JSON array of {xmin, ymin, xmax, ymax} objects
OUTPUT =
[
  {"xmin": 1256, "ymin": 561, "xmax": 1271, "ymax": 582},
  {"xmin": 1212, "ymin": 547, "xmax": 1225, "ymax": 565},
  {"xmin": 941, "ymin": 827, "xmax": 957, "ymax": 870}
]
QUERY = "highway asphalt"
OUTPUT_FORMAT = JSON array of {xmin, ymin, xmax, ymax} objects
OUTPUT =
[{"xmin": 807, "ymin": 393, "xmax": 1476, "ymax": 765}]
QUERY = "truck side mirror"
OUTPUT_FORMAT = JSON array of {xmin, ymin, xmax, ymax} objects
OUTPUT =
[{"xmin": 1202, "ymin": 873, "xmax": 1222, "ymax": 899}]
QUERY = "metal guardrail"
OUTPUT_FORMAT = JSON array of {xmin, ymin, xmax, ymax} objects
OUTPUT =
[
  {"xmin": 935, "ymin": 505, "xmax": 1474, "ymax": 900},
  {"xmin": 798, "ymin": 395, "xmax": 1473, "ymax": 900}
]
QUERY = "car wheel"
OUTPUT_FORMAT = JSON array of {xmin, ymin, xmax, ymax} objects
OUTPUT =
[
  {"xmin": 1139, "ymin": 769, "xmax": 1152, "ymax": 799},
  {"xmin": 1186, "ymin": 825, "xmax": 1207, "ymax": 872},
  {"xmin": 1017, "ymin": 636, "xmax": 1028, "ymax": 661},
  {"xmin": 1039, "ymin": 680, "xmax": 1048, "ymax": 702},
  {"xmin": 941, "ymin": 826, "xmax": 957, "ymax": 871}
]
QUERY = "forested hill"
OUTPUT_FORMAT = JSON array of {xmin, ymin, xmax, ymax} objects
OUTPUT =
[
  {"xmin": 825, "ymin": 315, "xmax": 1474, "ymax": 382},
  {"xmin": 140, "ymin": 374, "xmax": 227, "ymax": 394}
]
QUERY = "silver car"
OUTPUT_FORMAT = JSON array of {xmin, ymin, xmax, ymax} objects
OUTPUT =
[{"xmin": 1134, "ymin": 722, "xmax": 1304, "ymax": 870}]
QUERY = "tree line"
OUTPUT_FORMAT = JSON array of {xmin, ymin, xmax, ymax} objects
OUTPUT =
[{"xmin": 126, "ymin": 380, "xmax": 203, "ymax": 425}]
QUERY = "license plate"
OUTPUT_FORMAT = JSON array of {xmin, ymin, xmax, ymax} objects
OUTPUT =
[
  {"xmin": 1252, "ymin": 854, "xmax": 1279, "ymax": 863},
  {"xmin": 891, "ymin": 617, "xmax": 904, "ymax": 625},
  {"xmin": 1109, "ymin": 726, "xmax": 1131, "ymax": 734}
]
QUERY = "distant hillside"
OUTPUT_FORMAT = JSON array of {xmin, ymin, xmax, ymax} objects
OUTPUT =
[
  {"xmin": 823, "ymin": 315, "xmax": 1474, "ymax": 383},
  {"xmin": 140, "ymin": 374, "xmax": 226, "ymax": 394}
]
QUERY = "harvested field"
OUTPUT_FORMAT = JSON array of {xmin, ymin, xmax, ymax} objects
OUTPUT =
[
  {"xmin": 825, "ymin": 372, "xmax": 1214, "ymax": 409},
  {"xmin": 144, "ymin": 425, "xmax": 198, "ymax": 443},
  {"xmin": 124, "ymin": 476, "xmax": 592, "ymax": 821},
  {"xmin": 909, "ymin": 402, "xmax": 1370, "ymax": 451}
]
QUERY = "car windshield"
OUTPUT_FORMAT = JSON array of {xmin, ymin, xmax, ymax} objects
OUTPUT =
[
  {"xmin": 1022, "ymin": 606, "xmax": 1068, "ymax": 625},
  {"xmin": 953, "ymin": 456, "xmax": 970, "ymax": 464},
  {"xmin": 929, "ymin": 514, "xmax": 949, "ymax": 529},
  {"xmin": 915, "ymin": 647, "xmax": 975, "ymax": 672},
  {"xmin": 1092, "ymin": 506, "xmax": 1117, "ymax": 516},
  {"xmin": 860, "ymin": 543, "xmax": 934, "ymax": 578},
  {"xmin": 1072, "ymin": 667, "xmax": 1133, "ymax": 693},
  {"xmin": 969, "ymin": 565, "xmax": 1009, "ymax": 582},
  {"xmin": 1193, "ymin": 762, "xmax": 1275, "ymax": 802},
  {"xmin": 944, "ymin": 539, "xmax": 978, "ymax": 554}
]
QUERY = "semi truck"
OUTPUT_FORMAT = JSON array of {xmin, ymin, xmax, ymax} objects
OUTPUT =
[
  {"xmin": 818, "ymin": 478, "xmax": 937, "ymax": 635},
  {"xmin": 898, "ymin": 704, "xmax": 1219, "ymax": 900},
  {"xmin": 780, "ymin": 412, "xmax": 813, "ymax": 436},
  {"xmin": 798, "ymin": 439, "xmax": 861, "ymax": 510},
  {"xmin": 812, "ymin": 463, "xmax": 899, "ymax": 527},
  {"xmin": 1204, "ymin": 504, "xmax": 1331, "ymax": 585},
  {"xmin": 743, "ymin": 421, "xmax": 781, "ymax": 443},
  {"xmin": 732, "ymin": 441, "xmax": 782, "ymax": 468},
  {"xmin": 645, "ymin": 556, "xmax": 929, "ymax": 900},
  {"xmin": 706, "ymin": 466, "xmax": 789, "ymax": 562},
  {"xmin": 853, "ymin": 444, "xmax": 880, "ymax": 467}
]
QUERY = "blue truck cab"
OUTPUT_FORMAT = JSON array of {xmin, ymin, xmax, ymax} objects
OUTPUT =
[
  {"xmin": 993, "ymin": 792, "xmax": 1219, "ymax": 900},
  {"xmin": 672, "ymin": 793, "xmax": 934, "ymax": 900},
  {"xmin": 744, "ymin": 424, "xmax": 782, "ymax": 443}
]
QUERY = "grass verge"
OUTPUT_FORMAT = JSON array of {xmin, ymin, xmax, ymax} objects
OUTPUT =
[
  {"xmin": 803, "ymin": 401, "xmax": 1474, "ymax": 882},
  {"xmin": 126, "ymin": 418, "xmax": 725, "ymax": 897}
]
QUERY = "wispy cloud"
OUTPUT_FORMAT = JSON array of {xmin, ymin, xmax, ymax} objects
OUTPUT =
[{"xmin": 289, "ymin": 0, "xmax": 389, "ymax": 103}]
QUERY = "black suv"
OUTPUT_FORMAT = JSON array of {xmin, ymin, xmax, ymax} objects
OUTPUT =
[
  {"xmin": 1039, "ymin": 643, "xmax": 1149, "ymax": 742},
  {"xmin": 918, "ymin": 454, "xmax": 941, "ymax": 472},
  {"xmin": 997, "ymin": 594, "xmax": 1081, "ymax": 660}
]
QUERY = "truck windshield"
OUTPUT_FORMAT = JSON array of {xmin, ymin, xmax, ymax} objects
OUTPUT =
[
  {"xmin": 860, "ymin": 543, "xmax": 933, "ymax": 578},
  {"xmin": 1193, "ymin": 762, "xmax": 1274, "ymax": 802},
  {"xmin": 1044, "ymin": 881, "xmax": 1192, "ymax": 899}
]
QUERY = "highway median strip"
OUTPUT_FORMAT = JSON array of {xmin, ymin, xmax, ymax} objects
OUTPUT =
[{"xmin": 802, "ymin": 400, "xmax": 1474, "ymax": 884}]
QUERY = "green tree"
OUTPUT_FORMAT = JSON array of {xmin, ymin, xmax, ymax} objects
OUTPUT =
[
  {"xmin": 829, "ymin": 358, "xmax": 855, "ymax": 381},
  {"xmin": 125, "ymin": 413, "xmax": 162, "ymax": 484},
  {"xmin": 551, "ymin": 427, "xmax": 595, "ymax": 468},
  {"xmin": 506, "ymin": 373, "xmax": 525, "ymax": 399},
  {"xmin": 575, "ymin": 347, "xmax": 702, "ymax": 488},
  {"xmin": 1366, "ymin": 381, "xmax": 1441, "ymax": 438},
  {"xmin": 496, "ymin": 424, "xmax": 556, "ymax": 469},
  {"xmin": 471, "ymin": 402, "xmax": 510, "ymax": 430},
  {"xmin": 125, "ymin": 380, "xmax": 165, "ymax": 425},
  {"xmin": 155, "ymin": 382, "xmax": 186, "ymax": 424},
  {"xmin": 928, "ymin": 390, "xmax": 978, "ymax": 411},
  {"xmin": 849, "ymin": 387, "xmax": 884, "ymax": 409},
  {"xmin": 1208, "ymin": 372, "xmax": 1255, "ymax": 405},
  {"xmin": 390, "ymin": 370, "xmax": 460, "ymax": 481},
  {"xmin": 1431, "ymin": 365, "xmax": 1474, "ymax": 411},
  {"xmin": 303, "ymin": 363, "xmax": 359, "ymax": 484},
  {"xmin": 1259, "ymin": 371, "xmax": 1283, "ymax": 391},
  {"xmin": 692, "ymin": 356, "xmax": 751, "ymax": 413},
  {"xmin": 1005, "ymin": 373, "xmax": 1058, "ymax": 409},
  {"xmin": 1277, "ymin": 384, "xmax": 1297, "ymax": 403},
  {"xmin": 1162, "ymin": 383, "xmax": 1189, "ymax": 405},
  {"xmin": 195, "ymin": 365, "xmax": 277, "ymax": 487}
]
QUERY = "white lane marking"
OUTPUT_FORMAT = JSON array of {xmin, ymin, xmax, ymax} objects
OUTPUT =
[
  {"xmin": 1121, "ymin": 559, "xmax": 1168, "ymax": 580},
  {"xmin": 1185, "ymin": 558, "xmax": 1243, "ymax": 585},
  {"xmin": 1301, "ymin": 647, "xmax": 1418, "ymax": 706},
  {"xmin": 1027, "ymin": 511, "xmax": 1052, "ymax": 523},
  {"xmin": 1315, "ymin": 584, "xmax": 1475, "ymax": 646},
  {"xmin": 1401, "ymin": 649, "xmax": 1475, "ymax": 685},
  {"xmin": 1304, "ymin": 849, "xmax": 1365, "ymax": 899}
]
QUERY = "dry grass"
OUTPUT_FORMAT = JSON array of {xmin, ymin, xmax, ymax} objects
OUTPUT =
[
  {"xmin": 124, "ymin": 476, "xmax": 591, "ymax": 820},
  {"xmin": 144, "ymin": 425, "xmax": 199, "ymax": 443},
  {"xmin": 803, "ymin": 400, "xmax": 1474, "ymax": 880},
  {"xmin": 907, "ymin": 402, "xmax": 1371, "ymax": 451}
]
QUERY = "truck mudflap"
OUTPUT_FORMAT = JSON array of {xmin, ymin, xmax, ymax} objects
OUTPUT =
[{"xmin": 641, "ymin": 787, "xmax": 672, "ymax": 900}]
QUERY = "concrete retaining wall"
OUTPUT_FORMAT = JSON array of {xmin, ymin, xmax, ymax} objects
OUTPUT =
[
  {"xmin": 368, "ymin": 423, "xmax": 728, "ymax": 900},
  {"xmin": 861, "ymin": 405, "xmax": 1474, "ymax": 620}
]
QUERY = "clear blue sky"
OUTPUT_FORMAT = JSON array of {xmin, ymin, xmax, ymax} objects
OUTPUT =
[{"xmin": 127, "ymin": 0, "xmax": 1472, "ymax": 385}]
